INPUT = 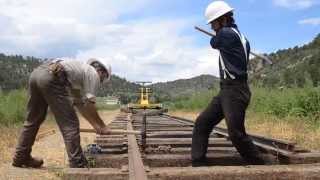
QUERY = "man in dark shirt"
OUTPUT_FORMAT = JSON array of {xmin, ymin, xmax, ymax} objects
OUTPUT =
[{"xmin": 191, "ymin": 1, "xmax": 265, "ymax": 166}]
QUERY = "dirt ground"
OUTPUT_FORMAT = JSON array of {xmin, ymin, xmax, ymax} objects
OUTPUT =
[{"xmin": 0, "ymin": 110, "xmax": 119, "ymax": 180}]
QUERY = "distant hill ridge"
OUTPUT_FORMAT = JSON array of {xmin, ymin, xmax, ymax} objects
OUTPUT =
[
  {"xmin": 249, "ymin": 33, "xmax": 320, "ymax": 87},
  {"xmin": 150, "ymin": 74, "xmax": 219, "ymax": 101},
  {"xmin": 0, "ymin": 55, "xmax": 219, "ymax": 103},
  {"xmin": 1, "ymin": 33, "xmax": 319, "ymax": 102}
]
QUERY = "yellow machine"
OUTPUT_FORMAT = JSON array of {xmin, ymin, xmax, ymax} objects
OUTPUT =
[
  {"xmin": 139, "ymin": 87, "xmax": 151, "ymax": 107},
  {"xmin": 128, "ymin": 82, "xmax": 163, "ymax": 110}
]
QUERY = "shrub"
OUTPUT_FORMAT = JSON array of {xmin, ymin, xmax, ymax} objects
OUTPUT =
[
  {"xmin": 169, "ymin": 87, "xmax": 320, "ymax": 123},
  {"xmin": 0, "ymin": 89, "xmax": 28, "ymax": 126}
]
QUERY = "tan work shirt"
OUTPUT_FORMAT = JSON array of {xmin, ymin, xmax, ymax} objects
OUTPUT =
[{"xmin": 59, "ymin": 60, "xmax": 100, "ymax": 103}]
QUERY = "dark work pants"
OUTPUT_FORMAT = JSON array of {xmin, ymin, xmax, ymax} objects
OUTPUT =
[
  {"xmin": 191, "ymin": 80, "xmax": 265, "ymax": 165},
  {"xmin": 14, "ymin": 64, "xmax": 86, "ymax": 167}
]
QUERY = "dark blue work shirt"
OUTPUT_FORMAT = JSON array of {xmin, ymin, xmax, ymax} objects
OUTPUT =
[{"xmin": 210, "ymin": 24, "xmax": 250, "ymax": 80}]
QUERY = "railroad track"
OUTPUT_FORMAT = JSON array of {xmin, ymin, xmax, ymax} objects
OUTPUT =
[{"xmin": 63, "ymin": 110, "xmax": 320, "ymax": 180}]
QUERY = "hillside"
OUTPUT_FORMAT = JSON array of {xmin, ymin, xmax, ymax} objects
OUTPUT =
[
  {"xmin": 249, "ymin": 34, "xmax": 320, "ymax": 87},
  {"xmin": 1, "ymin": 33, "xmax": 319, "ymax": 103},
  {"xmin": 150, "ymin": 75, "xmax": 219, "ymax": 102},
  {"xmin": 0, "ymin": 55, "xmax": 141, "ymax": 103},
  {"xmin": 0, "ymin": 55, "xmax": 219, "ymax": 103},
  {"xmin": 0, "ymin": 54, "xmax": 41, "ymax": 90},
  {"xmin": 98, "ymin": 76, "xmax": 140, "ymax": 104}
]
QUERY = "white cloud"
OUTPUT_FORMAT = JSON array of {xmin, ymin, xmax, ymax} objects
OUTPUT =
[
  {"xmin": 75, "ymin": 20, "xmax": 220, "ymax": 82},
  {"xmin": 0, "ymin": 0, "xmax": 220, "ymax": 82},
  {"xmin": 0, "ymin": 0, "xmax": 148, "ymax": 23},
  {"xmin": 0, "ymin": 0, "xmax": 150, "ymax": 56},
  {"xmin": 273, "ymin": 0, "xmax": 319, "ymax": 9},
  {"xmin": 298, "ymin": 17, "xmax": 320, "ymax": 25}
]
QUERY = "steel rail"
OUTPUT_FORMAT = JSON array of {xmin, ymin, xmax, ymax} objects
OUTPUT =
[
  {"xmin": 161, "ymin": 114, "xmax": 299, "ymax": 154},
  {"xmin": 80, "ymin": 128, "xmax": 140, "ymax": 135},
  {"xmin": 213, "ymin": 127, "xmax": 297, "ymax": 152},
  {"xmin": 141, "ymin": 114, "xmax": 147, "ymax": 151},
  {"xmin": 63, "ymin": 111, "xmax": 320, "ymax": 179},
  {"xmin": 127, "ymin": 114, "xmax": 148, "ymax": 180}
]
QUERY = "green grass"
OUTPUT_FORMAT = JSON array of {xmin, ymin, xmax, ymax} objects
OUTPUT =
[
  {"xmin": 0, "ymin": 89, "xmax": 27, "ymax": 126},
  {"xmin": 249, "ymin": 87, "xmax": 320, "ymax": 125},
  {"xmin": 0, "ymin": 89, "xmax": 121, "ymax": 126},
  {"xmin": 168, "ymin": 87, "xmax": 320, "ymax": 124},
  {"xmin": 1, "ymin": 87, "xmax": 319, "ymax": 127},
  {"xmin": 166, "ymin": 89, "xmax": 218, "ymax": 111}
]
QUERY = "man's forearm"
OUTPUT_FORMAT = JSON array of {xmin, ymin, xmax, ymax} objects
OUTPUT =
[{"xmin": 75, "ymin": 102, "xmax": 106, "ymax": 131}]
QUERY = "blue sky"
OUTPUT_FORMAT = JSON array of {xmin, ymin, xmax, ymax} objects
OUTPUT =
[
  {"xmin": 0, "ymin": 0, "xmax": 319, "ymax": 82},
  {"xmin": 119, "ymin": 0, "xmax": 320, "ymax": 52}
]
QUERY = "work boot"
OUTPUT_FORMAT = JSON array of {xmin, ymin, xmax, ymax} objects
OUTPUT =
[
  {"xmin": 243, "ymin": 155, "xmax": 266, "ymax": 165},
  {"xmin": 191, "ymin": 158, "xmax": 209, "ymax": 167},
  {"xmin": 12, "ymin": 156, "xmax": 44, "ymax": 168},
  {"xmin": 69, "ymin": 156, "xmax": 88, "ymax": 168}
]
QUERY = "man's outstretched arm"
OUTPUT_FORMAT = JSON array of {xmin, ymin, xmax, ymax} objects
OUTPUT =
[{"xmin": 75, "ymin": 101, "xmax": 110, "ymax": 134}]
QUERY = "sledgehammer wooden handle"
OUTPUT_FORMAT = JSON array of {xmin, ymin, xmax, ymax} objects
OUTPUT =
[
  {"xmin": 80, "ymin": 128, "xmax": 140, "ymax": 135},
  {"xmin": 195, "ymin": 26, "xmax": 216, "ymax": 37},
  {"xmin": 194, "ymin": 26, "xmax": 273, "ymax": 65}
]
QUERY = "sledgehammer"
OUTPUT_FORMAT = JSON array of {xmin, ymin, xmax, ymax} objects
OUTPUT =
[
  {"xmin": 80, "ymin": 128, "xmax": 140, "ymax": 135},
  {"xmin": 194, "ymin": 26, "xmax": 273, "ymax": 65}
]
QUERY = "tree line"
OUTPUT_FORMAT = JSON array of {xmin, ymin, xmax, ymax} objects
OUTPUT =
[{"xmin": 250, "ymin": 34, "xmax": 320, "ymax": 88}]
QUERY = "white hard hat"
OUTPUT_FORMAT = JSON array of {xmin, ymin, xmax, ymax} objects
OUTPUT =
[
  {"xmin": 205, "ymin": 1, "xmax": 234, "ymax": 24},
  {"xmin": 87, "ymin": 58, "xmax": 112, "ymax": 83}
]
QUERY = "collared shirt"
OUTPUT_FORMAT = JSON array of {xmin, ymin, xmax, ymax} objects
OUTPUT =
[
  {"xmin": 59, "ymin": 60, "xmax": 100, "ymax": 102},
  {"xmin": 210, "ymin": 24, "xmax": 250, "ymax": 80}
]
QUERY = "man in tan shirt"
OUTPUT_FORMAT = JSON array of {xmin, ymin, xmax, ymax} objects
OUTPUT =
[{"xmin": 13, "ymin": 58, "xmax": 112, "ymax": 168}]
